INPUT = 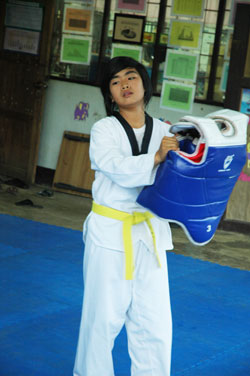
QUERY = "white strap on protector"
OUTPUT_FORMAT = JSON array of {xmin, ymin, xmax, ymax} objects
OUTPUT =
[{"xmin": 180, "ymin": 109, "xmax": 248, "ymax": 148}]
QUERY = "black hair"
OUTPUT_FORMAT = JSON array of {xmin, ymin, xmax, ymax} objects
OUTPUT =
[{"xmin": 100, "ymin": 56, "xmax": 153, "ymax": 116}]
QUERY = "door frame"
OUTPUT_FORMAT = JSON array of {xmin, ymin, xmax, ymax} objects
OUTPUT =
[{"xmin": 0, "ymin": 0, "xmax": 55, "ymax": 184}]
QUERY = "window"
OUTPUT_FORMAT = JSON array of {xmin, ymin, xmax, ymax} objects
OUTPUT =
[
  {"xmin": 49, "ymin": 0, "xmax": 234, "ymax": 105},
  {"xmin": 50, "ymin": 0, "xmax": 105, "ymax": 82}
]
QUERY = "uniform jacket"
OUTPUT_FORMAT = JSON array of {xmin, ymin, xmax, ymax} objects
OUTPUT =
[{"xmin": 84, "ymin": 115, "xmax": 174, "ymax": 253}]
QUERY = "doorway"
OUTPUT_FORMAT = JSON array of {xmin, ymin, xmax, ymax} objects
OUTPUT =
[{"xmin": 0, "ymin": 0, "xmax": 55, "ymax": 184}]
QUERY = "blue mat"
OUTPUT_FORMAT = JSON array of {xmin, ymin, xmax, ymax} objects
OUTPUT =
[{"xmin": 0, "ymin": 214, "xmax": 250, "ymax": 376}]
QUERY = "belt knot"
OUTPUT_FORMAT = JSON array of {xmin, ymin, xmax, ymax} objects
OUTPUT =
[{"xmin": 92, "ymin": 202, "xmax": 161, "ymax": 280}]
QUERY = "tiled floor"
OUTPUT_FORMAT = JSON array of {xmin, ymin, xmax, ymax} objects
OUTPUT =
[{"xmin": 0, "ymin": 179, "xmax": 249, "ymax": 271}]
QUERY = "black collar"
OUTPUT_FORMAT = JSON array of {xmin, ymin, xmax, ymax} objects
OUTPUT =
[{"xmin": 113, "ymin": 112, "xmax": 153, "ymax": 156}]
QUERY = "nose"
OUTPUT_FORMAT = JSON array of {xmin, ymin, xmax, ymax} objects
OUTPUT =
[{"xmin": 121, "ymin": 80, "xmax": 129, "ymax": 90}]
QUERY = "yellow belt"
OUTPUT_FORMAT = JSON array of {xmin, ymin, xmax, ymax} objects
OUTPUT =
[{"xmin": 92, "ymin": 201, "xmax": 161, "ymax": 280}]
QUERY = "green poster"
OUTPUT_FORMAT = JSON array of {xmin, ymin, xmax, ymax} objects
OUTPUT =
[
  {"xmin": 172, "ymin": 0, "xmax": 204, "ymax": 18},
  {"xmin": 112, "ymin": 45, "xmax": 142, "ymax": 62},
  {"xmin": 164, "ymin": 51, "xmax": 198, "ymax": 82},
  {"xmin": 169, "ymin": 20, "xmax": 202, "ymax": 50},
  {"xmin": 61, "ymin": 35, "xmax": 91, "ymax": 64},
  {"xmin": 160, "ymin": 81, "xmax": 195, "ymax": 113}
]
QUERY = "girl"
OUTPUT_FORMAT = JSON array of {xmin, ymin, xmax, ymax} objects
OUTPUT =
[{"xmin": 73, "ymin": 57, "xmax": 179, "ymax": 376}]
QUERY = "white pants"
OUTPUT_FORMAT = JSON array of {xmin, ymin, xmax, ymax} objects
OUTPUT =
[{"xmin": 73, "ymin": 238, "xmax": 172, "ymax": 376}]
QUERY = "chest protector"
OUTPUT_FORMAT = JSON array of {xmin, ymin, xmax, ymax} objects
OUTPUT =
[{"xmin": 137, "ymin": 109, "xmax": 248, "ymax": 245}]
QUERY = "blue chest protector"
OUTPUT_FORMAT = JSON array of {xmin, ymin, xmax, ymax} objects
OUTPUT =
[{"xmin": 137, "ymin": 109, "xmax": 248, "ymax": 245}]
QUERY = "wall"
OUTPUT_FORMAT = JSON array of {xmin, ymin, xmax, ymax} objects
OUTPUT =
[{"xmin": 38, "ymin": 79, "xmax": 223, "ymax": 170}]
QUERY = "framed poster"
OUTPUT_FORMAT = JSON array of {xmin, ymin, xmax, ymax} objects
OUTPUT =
[
  {"xmin": 113, "ymin": 14, "xmax": 145, "ymax": 45},
  {"xmin": 171, "ymin": 0, "xmax": 204, "ymax": 18},
  {"xmin": 63, "ymin": 6, "xmax": 93, "ymax": 35},
  {"xmin": 168, "ymin": 20, "xmax": 203, "ymax": 50},
  {"xmin": 116, "ymin": 0, "xmax": 146, "ymax": 13},
  {"xmin": 60, "ymin": 35, "xmax": 92, "ymax": 65},
  {"xmin": 164, "ymin": 50, "xmax": 198, "ymax": 82},
  {"xmin": 160, "ymin": 81, "xmax": 196, "ymax": 113},
  {"xmin": 111, "ymin": 44, "xmax": 142, "ymax": 61}
]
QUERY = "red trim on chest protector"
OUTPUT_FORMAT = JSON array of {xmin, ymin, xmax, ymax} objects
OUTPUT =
[{"xmin": 178, "ymin": 143, "xmax": 205, "ymax": 163}]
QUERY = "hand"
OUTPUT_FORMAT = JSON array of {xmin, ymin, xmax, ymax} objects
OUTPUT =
[{"xmin": 154, "ymin": 136, "xmax": 179, "ymax": 166}]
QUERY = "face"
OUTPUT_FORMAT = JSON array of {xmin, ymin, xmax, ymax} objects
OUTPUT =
[{"xmin": 109, "ymin": 67, "xmax": 145, "ymax": 111}]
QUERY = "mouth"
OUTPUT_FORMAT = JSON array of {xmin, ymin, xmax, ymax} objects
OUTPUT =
[{"xmin": 123, "ymin": 91, "xmax": 133, "ymax": 98}]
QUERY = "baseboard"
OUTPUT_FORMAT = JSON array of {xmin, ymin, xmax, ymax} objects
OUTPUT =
[{"xmin": 219, "ymin": 219, "xmax": 250, "ymax": 234}]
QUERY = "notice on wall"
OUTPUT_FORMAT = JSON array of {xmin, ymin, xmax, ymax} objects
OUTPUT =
[
  {"xmin": 168, "ymin": 20, "xmax": 203, "ymax": 50},
  {"xmin": 171, "ymin": 0, "xmax": 204, "ymax": 18},
  {"xmin": 5, "ymin": 1, "xmax": 43, "ymax": 31},
  {"xmin": 63, "ymin": 6, "xmax": 93, "ymax": 35},
  {"xmin": 160, "ymin": 81, "xmax": 195, "ymax": 113},
  {"xmin": 111, "ymin": 44, "xmax": 142, "ymax": 61},
  {"xmin": 60, "ymin": 35, "xmax": 92, "ymax": 65},
  {"xmin": 164, "ymin": 50, "xmax": 198, "ymax": 82},
  {"xmin": 4, "ymin": 27, "xmax": 40, "ymax": 54},
  {"xmin": 116, "ymin": 0, "xmax": 146, "ymax": 13}
]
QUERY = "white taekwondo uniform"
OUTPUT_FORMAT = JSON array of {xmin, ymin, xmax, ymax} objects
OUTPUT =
[{"xmin": 73, "ymin": 115, "xmax": 174, "ymax": 376}]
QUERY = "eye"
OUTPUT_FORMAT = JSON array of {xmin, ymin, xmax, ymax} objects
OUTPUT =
[
  {"xmin": 111, "ymin": 80, "xmax": 119, "ymax": 86},
  {"xmin": 128, "ymin": 75, "xmax": 136, "ymax": 80}
]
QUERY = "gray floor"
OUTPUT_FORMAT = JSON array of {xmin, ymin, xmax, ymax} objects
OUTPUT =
[{"xmin": 0, "ymin": 180, "xmax": 249, "ymax": 271}]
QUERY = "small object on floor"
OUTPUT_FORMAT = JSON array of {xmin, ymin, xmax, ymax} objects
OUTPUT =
[
  {"xmin": 6, "ymin": 186, "xmax": 18, "ymax": 195},
  {"xmin": 36, "ymin": 189, "xmax": 54, "ymax": 197},
  {"xmin": 15, "ymin": 199, "xmax": 43, "ymax": 209},
  {"xmin": 5, "ymin": 178, "xmax": 29, "ymax": 189}
]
